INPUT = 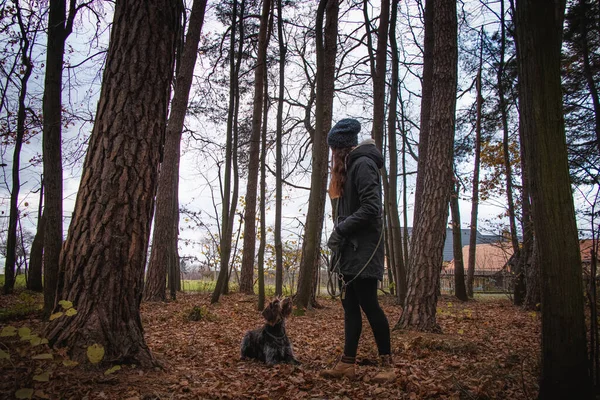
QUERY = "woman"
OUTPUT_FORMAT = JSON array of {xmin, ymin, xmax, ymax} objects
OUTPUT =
[{"xmin": 320, "ymin": 118, "xmax": 396, "ymax": 382}]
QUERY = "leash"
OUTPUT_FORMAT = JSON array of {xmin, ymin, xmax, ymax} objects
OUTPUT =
[{"xmin": 326, "ymin": 221, "xmax": 384, "ymax": 300}]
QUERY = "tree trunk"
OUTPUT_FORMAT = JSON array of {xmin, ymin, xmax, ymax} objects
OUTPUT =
[
  {"xmin": 520, "ymin": 121, "xmax": 537, "ymax": 310},
  {"xmin": 515, "ymin": 0, "xmax": 592, "ymax": 396},
  {"xmin": 212, "ymin": 0, "xmax": 244, "ymax": 304},
  {"xmin": 28, "ymin": 178, "xmax": 45, "ymax": 292},
  {"xmin": 257, "ymin": 66, "xmax": 270, "ymax": 312},
  {"xmin": 387, "ymin": 0, "xmax": 407, "ymax": 301},
  {"xmin": 4, "ymin": 4, "xmax": 33, "ymax": 294},
  {"xmin": 274, "ymin": 0, "xmax": 285, "ymax": 297},
  {"xmin": 239, "ymin": 0, "xmax": 272, "ymax": 294},
  {"xmin": 42, "ymin": 0, "xmax": 77, "ymax": 314},
  {"xmin": 145, "ymin": 0, "xmax": 207, "ymax": 302},
  {"xmin": 412, "ymin": 0, "xmax": 434, "ymax": 222},
  {"xmin": 45, "ymin": 0, "xmax": 181, "ymax": 367},
  {"xmin": 497, "ymin": 0, "xmax": 522, "ymax": 305},
  {"xmin": 397, "ymin": 0, "xmax": 457, "ymax": 332},
  {"xmin": 41, "ymin": 0, "xmax": 64, "ymax": 301},
  {"xmin": 450, "ymin": 180, "xmax": 468, "ymax": 301},
  {"xmin": 294, "ymin": 0, "xmax": 338, "ymax": 309},
  {"xmin": 466, "ymin": 31, "xmax": 484, "ymax": 299}
]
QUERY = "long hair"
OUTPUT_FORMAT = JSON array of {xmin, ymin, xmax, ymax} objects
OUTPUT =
[{"xmin": 328, "ymin": 147, "xmax": 353, "ymax": 199}]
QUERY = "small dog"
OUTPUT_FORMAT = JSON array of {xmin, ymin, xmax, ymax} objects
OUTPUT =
[{"xmin": 240, "ymin": 297, "xmax": 299, "ymax": 365}]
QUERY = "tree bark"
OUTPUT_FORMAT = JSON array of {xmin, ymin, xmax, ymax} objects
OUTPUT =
[
  {"xmin": 497, "ymin": 0, "xmax": 522, "ymax": 305},
  {"xmin": 258, "ymin": 63, "xmax": 270, "ymax": 312},
  {"xmin": 144, "ymin": 0, "xmax": 207, "ymax": 302},
  {"xmin": 397, "ymin": 0, "xmax": 457, "ymax": 332},
  {"xmin": 27, "ymin": 205, "xmax": 44, "ymax": 292},
  {"xmin": 412, "ymin": 0, "xmax": 434, "ymax": 223},
  {"xmin": 515, "ymin": 0, "xmax": 592, "ymax": 396},
  {"xmin": 294, "ymin": 0, "xmax": 338, "ymax": 309},
  {"xmin": 387, "ymin": 0, "xmax": 407, "ymax": 301},
  {"xmin": 450, "ymin": 180, "xmax": 468, "ymax": 301},
  {"xmin": 466, "ymin": 31, "xmax": 484, "ymax": 299},
  {"xmin": 42, "ymin": 0, "xmax": 77, "ymax": 314},
  {"xmin": 239, "ymin": 0, "xmax": 272, "ymax": 294},
  {"xmin": 274, "ymin": 0, "xmax": 285, "ymax": 297},
  {"xmin": 45, "ymin": 0, "xmax": 181, "ymax": 367},
  {"xmin": 212, "ymin": 0, "xmax": 244, "ymax": 303}
]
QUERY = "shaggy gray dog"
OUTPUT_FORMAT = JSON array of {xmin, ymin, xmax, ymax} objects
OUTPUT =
[{"xmin": 240, "ymin": 297, "xmax": 299, "ymax": 365}]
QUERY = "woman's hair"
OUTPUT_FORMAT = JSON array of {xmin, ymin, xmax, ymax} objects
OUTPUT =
[{"xmin": 329, "ymin": 147, "xmax": 353, "ymax": 199}]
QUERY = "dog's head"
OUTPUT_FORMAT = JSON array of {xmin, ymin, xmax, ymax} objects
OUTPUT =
[{"xmin": 262, "ymin": 297, "xmax": 293, "ymax": 326}]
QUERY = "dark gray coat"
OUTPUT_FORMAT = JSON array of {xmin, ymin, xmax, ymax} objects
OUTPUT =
[{"xmin": 334, "ymin": 139, "xmax": 385, "ymax": 281}]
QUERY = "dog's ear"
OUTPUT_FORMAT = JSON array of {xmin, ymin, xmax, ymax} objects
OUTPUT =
[
  {"xmin": 262, "ymin": 299, "xmax": 279, "ymax": 324},
  {"xmin": 281, "ymin": 297, "xmax": 292, "ymax": 319}
]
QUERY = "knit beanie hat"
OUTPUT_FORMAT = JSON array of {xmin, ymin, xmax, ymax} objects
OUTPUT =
[{"xmin": 327, "ymin": 118, "xmax": 361, "ymax": 149}]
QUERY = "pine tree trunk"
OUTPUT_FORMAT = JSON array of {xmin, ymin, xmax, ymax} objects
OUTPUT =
[
  {"xmin": 466, "ymin": 32, "xmax": 483, "ymax": 299},
  {"xmin": 274, "ymin": 0, "xmax": 285, "ymax": 297},
  {"xmin": 212, "ymin": 0, "xmax": 244, "ymax": 303},
  {"xmin": 145, "ymin": 0, "xmax": 207, "ymax": 302},
  {"xmin": 497, "ymin": 0, "xmax": 522, "ymax": 305},
  {"xmin": 257, "ymin": 68, "xmax": 269, "ymax": 312},
  {"xmin": 239, "ymin": 0, "xmax": 272, "ymax": 294},
  {"xmin": 387, "ymin": 0, "xmax": 406, "ymax": 301},
  {"xmin": 515, "ymin": 0, "xmax": 592, "ymax": 396},
  {"xmin": 294, "ymin": 0, "xmax": 338, "ymax": 309},
  {"xmin": 520, "ymin": 122, "xmax": 537, "ymax": 310},
  {"xmin": 450, "ymin": 182, "xmax": 468, "ymax": 301},
  {"xmin": 45, "ymin": 0, "xmax": 180, "ymax": 366},
  {"xmin": 398, "ymin": 0, "xmax": 457, "ymax": 332},
  {"xmin": 412, "ymin": 0, "xmax": 434, "ymax": 222}
]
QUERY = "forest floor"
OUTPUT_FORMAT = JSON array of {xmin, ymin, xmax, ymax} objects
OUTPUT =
[{"xmin": 0, "ymin": 290, "xmax": 540, "ymax": 399}]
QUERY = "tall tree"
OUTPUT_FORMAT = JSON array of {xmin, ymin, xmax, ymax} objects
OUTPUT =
[
  {"xmin": 144, "ymin": 0, "xmax": 207, "ymax": 302},
  {"xmin": 274, "ymin": 0, "xmax": 286, "ymax": 297},
  {"xmin": 45, "ymin": 0, "xmax": 181, "ymax": 365},
  {"xmin": 211, "ymin": 0, "xmax": 245, "ymax": 304},
  {"xmin": 412, "ymin": 0, "xmax": 434, "ymax": 223},
  {"xmin": 239, "ymin": 0, "xmax": 273, "ymax": 294},
  {"xmin": 42, "ymin": 0, "xmax": 77, "ymax": 313},
  {"xmin": 496, "ymin": 0, "xmax": 522, "ymax": 305},
  {"xmin": 257, "ymin": 66, "xmax": 270, "ymax": 311},
  {"xmin": 515, "ymin": 0, "xmax": 592, "ymax": 396},
  {"xmin": 466, "ymin": 30, "xmax": 484, "ymax": 298},
  {"xmin": 387, "ymin": 0, "xmax": 407, "ymax": 302},
  {"xmin": 3, "ymin": 0, "xmax": 34, "ymax": 295},
  {"xmin": 397, "ymin": 0, "xmax": 457, "ymax": 331},
  {"xmin": 294, "ymin": 0, "xmax": 338, "ymax": 309},
  {"xmin": 450, "ymin": 178, "xmax": 468, "ymax": 301}
]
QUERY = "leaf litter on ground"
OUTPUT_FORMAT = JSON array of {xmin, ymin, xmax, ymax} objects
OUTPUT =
[{"xmin": 0, "ymin": 291, "xmax": 540, "ymax": 399}]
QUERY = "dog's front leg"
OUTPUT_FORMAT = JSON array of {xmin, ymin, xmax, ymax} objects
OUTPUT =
[
  {"xmin": 263, "ymin": 343, "xmax": 280, "ymax": 366},
  {"xmin": 284, "ymin": 347, "xmax": 301, "ymax": 365}
]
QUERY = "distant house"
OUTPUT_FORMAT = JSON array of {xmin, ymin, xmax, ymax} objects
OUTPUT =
[
  {"xmin": 444, "ymin": 242, "xmax": 514, "ymax": 275},
  {"xmin": 402, "ymin": 227, "xmax": 502, "ymax": 262},
  {"xmin": 445, "ymin": 239, "xmax": 597, "ymax": 275},
  {"xmin": 580, "ymin": 239, "xmax": 596, "ymax": 266}
]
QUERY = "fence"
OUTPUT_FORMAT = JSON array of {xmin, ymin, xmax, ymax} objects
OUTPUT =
[{"xmin": 440, "ymin": 269, "xmax": 514, "ymax": 294}]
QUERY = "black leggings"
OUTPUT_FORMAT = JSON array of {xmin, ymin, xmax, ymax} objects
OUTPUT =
[{"xmin": 341, "ymin": 276, "xmax": 391, "ymax": 358}]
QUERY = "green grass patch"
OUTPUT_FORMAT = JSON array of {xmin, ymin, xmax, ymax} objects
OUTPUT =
[
  {"xmin": 0, "ymin": 274, "xmax": 27, "ymax": 289},
  {"xmin": 180, "ymin": 280, "xmax": 297, "ymax": 297}
]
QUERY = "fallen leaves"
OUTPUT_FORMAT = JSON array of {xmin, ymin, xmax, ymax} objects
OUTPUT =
[{"xmin": 0, "ymin": 292, "xmax": 541, "ymax": 399}]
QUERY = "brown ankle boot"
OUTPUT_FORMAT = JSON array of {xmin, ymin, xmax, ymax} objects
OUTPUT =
[
  {"xmin": 320, "ymin": 356, "xmax": 356, "ymax": 379},
  {"xmin": 373, "ymin": 354, "xmax": 396, "ymax": 383}
]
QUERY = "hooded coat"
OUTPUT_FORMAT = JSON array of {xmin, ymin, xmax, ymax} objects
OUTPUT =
[{"xmin": 334, "ymin": 139, "xmax": 385, "ymax": 281}]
